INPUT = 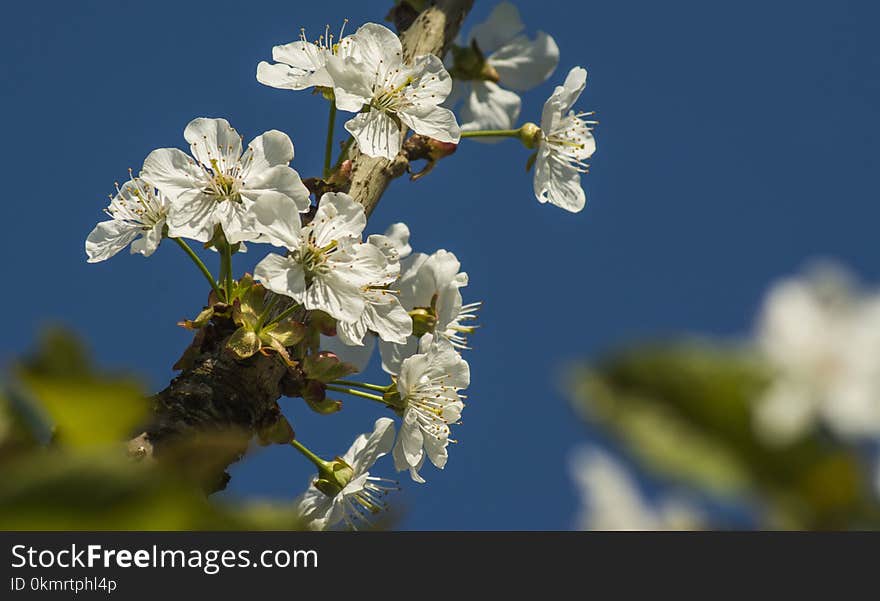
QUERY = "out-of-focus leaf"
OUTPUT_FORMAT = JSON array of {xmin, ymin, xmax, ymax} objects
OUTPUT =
[
  {"xmin": 14, "ymin": 327, "xmax": 148, "ymax": 449},
  {"xmin": 0, "ymin": 451, "xmax": 302, "ymax": 530}
]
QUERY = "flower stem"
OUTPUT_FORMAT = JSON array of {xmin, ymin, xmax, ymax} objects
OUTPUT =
[
  {"xmin": 290, "ymin": 438, "xmax": 331, "ymax": 472},
  {"xmin": 264, "ymin": 302, "xmax": 300, "ymax": 328},
  {"xmin": 172, "ymin": 238, "xmax": 223, "ymax": 299},
  {"xmin": 256, "ymin": 294, "xmax": 280, "ymax": 330},
  {"xmin": 323, "ymin": 102, "xmax": 337, "ymax": 179},
  {"xmin": 460, "ymin": 128, "xmax": 522, "ymax": 139},
  {"xmin": 332, "ymin": 379, "xmax": 388, "ymax": 393},
  {"xmin": 219, "ymin": 240, "xmax": 234, "ymax": 302},
  {"xmin": 326, "ymin": 385, "xmax": 388, "ymax": 405}
]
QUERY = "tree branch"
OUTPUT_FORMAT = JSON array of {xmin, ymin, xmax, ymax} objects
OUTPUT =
[{"xmin": 131, "ymin": 0, "xmax": 475, "ymax": 490}]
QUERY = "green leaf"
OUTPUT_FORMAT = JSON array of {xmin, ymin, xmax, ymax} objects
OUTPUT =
[{"xmin": 226, "ymin": 328, "xmax": 261, "ymax": 359}]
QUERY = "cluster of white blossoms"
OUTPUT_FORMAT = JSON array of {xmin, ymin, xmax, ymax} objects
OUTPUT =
[
  {"xmin": 87, "ymin": 4, "xmax": 595, "ymax": 530},
  {"xmin": 258, "ymin": 9, "xmax": 597, "ymax": 213},
  {"xmin": 753, "ymin": 264, "xmax": 880, "ymax": 447},
  {"xmin": 569, "ymin": 446, "xmax": 704, "ymax": 531}
]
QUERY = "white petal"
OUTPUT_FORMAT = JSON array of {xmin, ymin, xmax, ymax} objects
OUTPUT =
[
  {"xmin": 348, "ymin": 22, "xmax": 402, "ymax": 74},
  {"xmin": 85, "ymin": 221, "xmax": 142, "ymax": 263},
  {"xmin": 541, "ymin": 67, "xmax": 587, "ymax": 130},
  {"xmin": 249, "ymin": 193, "xmax": 304, "ymax": 249},
  {"xmin": 241, "ymin": 166, "xmax": 311, "ymax": 213},
  {"xmin": 241, "ymin": 130, "xmax": 294, "ymax": 177},
  {"xmin": 140, "ymin": 147, "xmax": 205, "ymax": 202},
  {"xmin": 399, "ymin": 105, "xmax": 461, "ymax": 144},
  {"xmin": 382, "ymin": 222, "xmax": 412, "ymax": 259},
  {"xmin": 366, "ymin": 296, "xmax": 412, "ymax": 344},
  {"xmin": 311, "ymin": 193, "xmax": 366, "ymax": 247},
  {"xmin": 348, "ymin": 417, "xmax": 396, "ymax": 475},
  {"xmin": 470, "ymin": 1, "xmax": 524, "ymax": 54},
  {"xmin": 183, "ymin": 117, "xmax": 242, "ymax": 171},
  {"xmin": 379, "ymin": 337, "xmax": 419, "ymax": 376},
  {"xmin": 459, "ymin": 81, "xmax": 521, "ymax": 133},
  {"xmin": 129, "ymin": 222, "xmax": 164, "ymax": 257},
  {"xmin": 254, "ymin": 253, "xmax": 307, "ymax": 301},
  {"xmin": 166, "ymin": 190, "xmax": 217, "ymax": 242},
  {"xmin": 533, "ymin": 147, "xmax": 586, "ymax": 213},
  {"xmin": 305, "ymin": 271, "xmax": 365, "ymax": 322},
  {"xmin": 489, "ymin": 31, "xmax": 559, "ymax": 91},
  {"xmin": 344, "ymin": 111, "xmax": 402, "ymax": 160}
]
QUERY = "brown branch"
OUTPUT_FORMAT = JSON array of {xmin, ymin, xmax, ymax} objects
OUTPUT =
[{"xmin": 131, "ymin": 0, "xmax": 475, "ymax": 490}]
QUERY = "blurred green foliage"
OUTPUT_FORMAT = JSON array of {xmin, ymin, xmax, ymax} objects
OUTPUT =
[
  {"xmin": 0, "ymin": 327, "xmax": 302, "ymax": 530},
  {"xmin": 569, "ymin": 342, "xmax": 880, "ymax": 529}
]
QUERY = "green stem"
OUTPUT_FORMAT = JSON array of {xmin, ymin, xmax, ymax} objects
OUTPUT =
[
  {"xmin": 290, "ymin": 438, "xmax": 331, "ymax": 472},
  {"xmin": 326, "ymin": 385, "xmax": 388, "ymax": 405},
  {"xmin": 460, "ymin": 128, "xmax": 522, "ymax": 139},
  {"xmin": 323, "ymin": 102, "xmax": 337, "ymax": 179},
  {"xmin": 264, "ymin": 302, "xmax": 300, "ymax": 328},
  {"xmin": 219, "ymin": 241, "xmax": 234, "ymax": 302},
  {"xmin": 172, "ymin": 238, "xmax": 223, "ymax": 299},
  {"xmin": 256, "ymin": 295, "xmax": 280, "ymax": 330},
  {"xmin": 332, "ymin": 379, "xmax": 388, "ymax": 393}
]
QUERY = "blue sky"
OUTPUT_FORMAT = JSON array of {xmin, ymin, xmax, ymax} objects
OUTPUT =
[{"xmin": 2, "ymin": 0, "xmax": 879, "ymax": 529}]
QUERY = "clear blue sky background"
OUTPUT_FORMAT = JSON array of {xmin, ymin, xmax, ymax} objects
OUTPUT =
[{"xmin": 2, "ymin": 1, "xmax": 879, "ymax": 529}]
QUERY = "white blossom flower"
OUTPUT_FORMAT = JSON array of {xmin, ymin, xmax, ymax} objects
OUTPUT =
[
  {"xmin": 392, "ymin": 334, "xmax": 469, "ymax": 483},
  {"xmin": 451, "ymin": 2, "xmax": 559, "ymax": 132},
  {"xmin": 141, "ymin": 117, "xmax": 310, "ymax": 244},
  {"xmin": 319, "ymin": 223, "xmax": 414, "ymax": 371},
  {"xmin": 296, "ymin": 417, "xmax": 397, "ymax": 530},
  {"xmin": 334, "ymin": 231, "xmax": 413, "ymax": 347},
  {"xmin": 754, "ymin": 265, "xmax": 880, "ymax": 445},
  {"xmin": 570, "ymin": 446, "xmax": 703, "ymax": 531},
  {"xmin": 256, "ymin": 23, "xmax": 357, "ymax": 92},
  {"xmin": 379, "ymin": 248, "xmax": 480, "ymax": 374},
  {"xmin": 325, "ymin": 23, "xmax": 460, "ymax": 160},
  {"xmin": 86, "ymin": 176, "xmax": 171, "ymax": 263},
  {"xmin": 252, "ymin": 192, "xmax": 388, "ymax": 323},
  {"xmin": 533, "ymin": 67, "xmax": 597, "ymax": 213}
]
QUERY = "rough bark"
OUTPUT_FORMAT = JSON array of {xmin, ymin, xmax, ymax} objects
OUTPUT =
[{"xmin": 130, "ymin": 0, "xmax": 475, "ymax": 489}]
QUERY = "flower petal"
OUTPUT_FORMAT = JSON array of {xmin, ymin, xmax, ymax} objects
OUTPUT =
[
  {"xmin": 254, "ymin": 253, "xmax": 307, "ymax": 301},
  {"xmin": 344, "ymin": 110, "xmax": 402, "ymax": 160},
  {"xmin": 533, "ymin": 147, "xmax": 586, "ymax": 212},
  {"xmin": 183, "ymin": 117, "xmax": 242, "ymax": 171},
  {"xmin": 250, "ymin": 193, "xmax": 304, "ymax": 249},
  {"xmin": 489, "ymin": 31, "xmax": 559, "ymax": 91},
  {"xmin": 459, "ymin": 81, "xmax": 521, "ymax": 133},
  {"xmin": 141, "ymin": 147, "xmax": 205, "ymax": 202},
  {"xmin": 470, "ymin": 1, "xmax": 524, "ymax": 54},
  {"xmin": 85, "ymin": 220, "xmax": 142, "ymax": 263}
]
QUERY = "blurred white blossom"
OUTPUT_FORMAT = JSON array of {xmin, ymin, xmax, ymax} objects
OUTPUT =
[
  {"xmin": 754, "ymin": 264, "xmax": 880, "ymax": 445},
  {"xmin": 570, "ymin": 446, "xmax": 703, "ymax": 531},
  {"xmin": 451, "ymin": 2, "xmax": 559, "ymax": 131}
]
